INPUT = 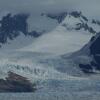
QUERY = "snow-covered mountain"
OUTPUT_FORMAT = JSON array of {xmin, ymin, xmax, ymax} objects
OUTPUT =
[
  {"xmin": 68, "ymin": 32, "xmax": 100, "ymax": 74},
  {"xmin": 21, "ymin": 11, "xmax": 100, "ymax": 55},
  {"xmin": 0, "ymin": 11, "xmax": 100, "ymax": 51},
  {"xmin": 43, "ymin": 11, "xmax": 100, "ymax": 34},
  {"xmin": 0, "ymin": 11, "xmax": 99, "ymax": 71},
  {"xmin": 0, "ymin": 12, "xmax": 58, "ymax": 50},
  {"xmin": 0, "ymin": 11, "xmax": 99, "ymax": 77},
  {"xmin": 0, "ymin": 11, "xmax": 100, "ymax": 93}
]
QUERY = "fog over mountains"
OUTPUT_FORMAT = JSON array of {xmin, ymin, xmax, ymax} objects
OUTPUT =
[{"xmin": 0, "ymin": 0, "xmax": 100, "ymax": 100}]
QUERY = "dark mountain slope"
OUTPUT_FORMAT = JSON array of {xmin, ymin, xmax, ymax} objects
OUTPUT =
[{"xmin": 0, "ymin": 13, "xmax": 42, "ymax": 44}]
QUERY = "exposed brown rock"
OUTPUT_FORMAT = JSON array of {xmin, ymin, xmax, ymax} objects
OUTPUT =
[{"xmin": 0, "ymin": 72, "xmax": 37, "ymax": 92}]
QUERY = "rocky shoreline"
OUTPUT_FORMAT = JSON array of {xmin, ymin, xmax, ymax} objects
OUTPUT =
[{"xmin": 0, "ymin": 72, "xmax": 36, "ymax": 92}]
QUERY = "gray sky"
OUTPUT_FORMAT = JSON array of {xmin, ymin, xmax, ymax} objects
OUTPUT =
[{"xmin": 0, "ymin": 0, "xmax": 100, "ymax": 19}]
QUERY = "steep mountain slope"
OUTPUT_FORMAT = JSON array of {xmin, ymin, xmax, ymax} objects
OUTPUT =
[
  {"xmin": 21, "ymin": 11, "xmax": 99, "ymax": 55},
  {"xmin": 0, "ymin": 12, "xmax": 58, "ymax": 50},
  {"xmin": 43, "ymin": 11, "xmax": 100, "ymax": 34},
  {"xmin": 64, "ymin": 32, "xmax": 100, "ymax": 74},
  {"xmin": 0, "ymin": 11, "xmax": 100, "ymax": 81},
  {"xmin": 0, "ymin": 11, "xmax": 100, "ymax": 52},
  {"xmin": 0, "ymin": 11, "xmax": 100, "ymax": 93},
  {"xmin": 80, "ymin": 33, "xmax": 100, "ymax": 73}
]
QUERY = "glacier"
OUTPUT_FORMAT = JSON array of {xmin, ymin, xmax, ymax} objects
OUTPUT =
[{"xmin": 0, "ymin": 8, "xmax": 100, "ymax": 100}]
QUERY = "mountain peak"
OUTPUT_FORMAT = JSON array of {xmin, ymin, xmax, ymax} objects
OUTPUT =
[{"xmin": 43, "ymin": 11, "xmax": 100, "ymax": 34}]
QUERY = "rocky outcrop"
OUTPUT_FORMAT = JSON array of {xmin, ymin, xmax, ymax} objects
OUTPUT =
[{"xmin": 0, "ymin": 72, "xmax": 37, "ymax": 92}]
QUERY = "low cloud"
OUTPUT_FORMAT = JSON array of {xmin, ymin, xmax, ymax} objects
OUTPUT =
[{"xmin": 0, "ymin": 0, "xmax": 100, "ymax": 19}]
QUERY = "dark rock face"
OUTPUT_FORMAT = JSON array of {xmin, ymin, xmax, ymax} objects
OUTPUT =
[
  {"xmin": 90, "ymin": 35, "xmax": 100, "ymax": 55},
  {"xmin": 90, "ymin": 33, "xmax": 100, "ymax": 70},
  {"xmin": 79, "ymin": 64, "xmax": 93, "ymax": 73},
  {"xmin": 0, "ymin": 13, "xmax": 42, "ymax": 44},
  {"xmin": 70, "ymin": 11, "xmax": 82, "ymax": 18},
  {"xmin": 75, "ymin": 23, "xmax": 96, "ymax": 34},
  {"xmin": 0, "ymin": 72, "xmax": 37, "ymax": 92},
  {"xmin": 0, "ymin": 13, "xmax": 29, "ymax": 43},
  {"xmin": 41, "ymin": 12, "xmax": 68, "ymax": 23},
  {"xmin": 92, "ymin": 19, "xmax": 100, "ymax": 25},
  {"xmin": 79, "ymin": 33, "xmax": 100, "ymax": 74},
  {"xmin": 28, "ymin": 31, "xmax": 42, "ymax": 37}
]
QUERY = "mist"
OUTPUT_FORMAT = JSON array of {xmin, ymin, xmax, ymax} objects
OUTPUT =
[{"xmin": 0, "ymin": 0, "xmax": 99, "ymax": 19}]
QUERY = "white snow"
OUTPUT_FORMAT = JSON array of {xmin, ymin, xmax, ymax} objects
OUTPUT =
[
  {"xmin": 0, "ymin": 33, "xmax": 35, "ymax": 51},
  {"xmin": 20, "ymin": 19, "xmax": 93, "ymax": 55},
  {"xmin": 0, "ymin": 0, "xmax": 99, "ymax": 99},
  {"xmin": 0, "ymin": 10, "xmax": 99, "ymax": 100},
  {"xmin": 0, "ymin": 50, "xmax": 85, "ymax": 81}
]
